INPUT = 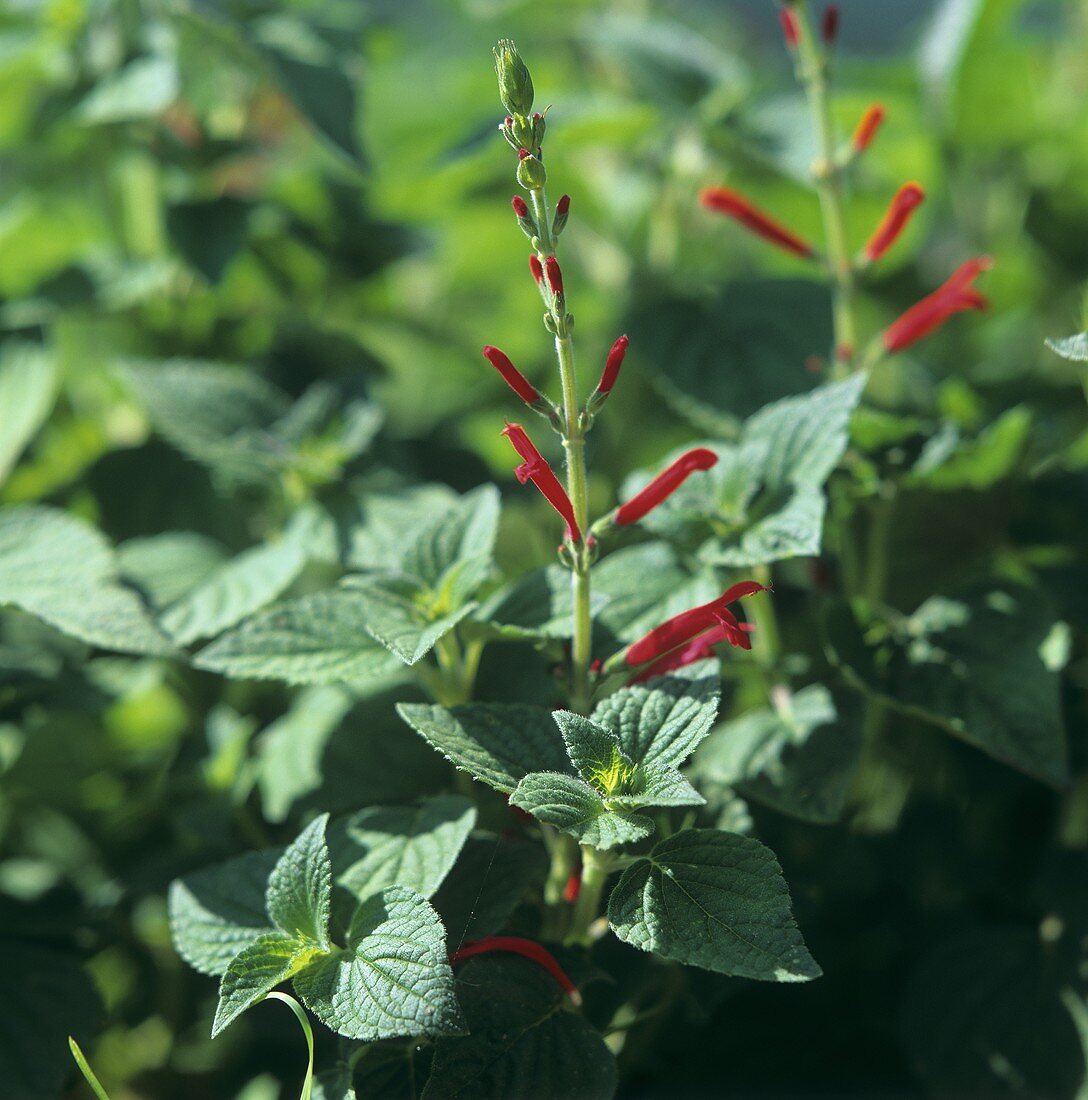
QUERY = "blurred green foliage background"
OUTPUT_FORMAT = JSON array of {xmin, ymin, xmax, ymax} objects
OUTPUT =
[{"xmin": 1, "ymin": 0, "xmax": 1087, "ymax": 1096}]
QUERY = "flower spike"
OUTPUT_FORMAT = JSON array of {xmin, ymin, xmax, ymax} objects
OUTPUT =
[
  {"xmin": 613, "ymin": 448, "xmax": 718, "ymax": 527},
  {"xmin": 700, "ymin": 187, "xmax": 815, "ymax": 259},
  {"xmin": 482, "ymin": 345, "xmax": 541, "ymax": 406},
  {"xmin": 882, "ymin": 257, "xmax": 993, "ymax": 353},
  {"xmin": 450, "ymin": 937, "xmax": 582, "ymax": 1005},
  {"xmin": 863, "ymin": 183, "xmax": 925, "ymax": 263},
  {"xmin": 624, "ymin": 582, "xmax": 769, "ymax": 668},
  {"xmin": 502, "ymin": 422, "xmax": 581, "ymax": 542},
  {"xmin": 852, "ymin": 104, "xmax": 886, "ymax": 154}
]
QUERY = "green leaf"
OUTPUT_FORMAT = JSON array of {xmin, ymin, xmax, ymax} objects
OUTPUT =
[
  {"xmin": 346, "ymin": 486, "xmax": 465, "ymax": 572},
  {"xmin": 824, "ymin": 584, "xmax": 1069, "ymax": 786},
  {"xmin": 257, "ymin": 687, "xmax": 355, "ymax": 823},
  {"xmin": 397, "ymin": 703, "xmax": 569, "ymax": 793},
  {"xmin": 122, "ymin": 359, "xmax": 291, "ymax": 485},
  {"xmin": 611, "ymin": 762, "xmax": 704, "ymax": 809},
  {"xmin": 432, "ymin": 834, "xmax": 549, "ymax": 946},
  {"xmin": 630, "ymin": 279, "xmax": 834, "ymax": 428},
  {"xmin": 329, "ymin": 796, "xmax": 476, "ymax": 904},
  {"xmin": 266, "ymin": 814, "xmax": 333, "ymax": 947},
  {"xmin": 590, "ymin": 669, "xmax": 720, "ymax": 768},
  {"xmin": 169, "ymin": 850, "xmax": 280, "ymax": 976},
  {"xmin": 69, "ymin": 1038, "xmax": 113, "ymax": 1100},
  {"xmin": 694, "ymin": 685, "xmax": 861, "ymax": 824},
  {"xmin": 194, "ymin": 590, "xmax": 408, "ymax": 690},
  {"xmin": 591, "ymin": 543, "xmax": 719, "ymax": 644},
  {"xmin": 510, "ymin": 772, "xmax": 653, "ymax": 849},
  {"xmin": 0, "ymin": 342, "xmax": 58, "ymax": 489},
  {"xmin": 553, "ymin": 711, "xmax": 624, "ymax": 780},
  {"xmin": 626, "ymin": 375, "xmax": 866, "ymax": 567},
  {"xmin": 161, "ymin": 538, "xmax": 306, "ymax": 645},
  {"xmin": 400, "ymin": 486, "xmax": 500, "ymax": 595},
  {"xmin": 607, "ymin": 828, "xmax": 821, "ymax": 981},
  {"xmin": 423, "ymin": 955, "xmax": 618, "ymax": 1100},
  {"xmin": 908, "ymin": 407, "xmax": 1031, "ymax": 491},
  {"xmin": 118, "ymin": 532, "xmax": 230, "ymax": 611},
  {"xmin": 475, "ymin": 565, "xmax": 609, "ymax": 641},
  {"xmin": 76, "ymin": 56, "xmax": 179, "ymax": 123},
  {"xmin": 1046, "ymin": 333, "xmax": 1088, "ymax": 362},
  {"xmin": 344, "ymin": 575, "xmax": 476, "ymax": 665},
  {"xmin": 0, "ymin": 506, "xmax": 176, "ymax": 656},
  {"xmin": 295, "ymin": 886, "xmax": 463, "ymax": 1041},
  {"xmin": 213, "ymin": 932, "xmax": 320, "ymax": 1038},
  {"xmin": 900, "ymin": 928, "xmax": 1083, "ymax": 1098},
  {"xmin": 0, "ymin": 942, "xmax": 102, "ymax": 1100}
]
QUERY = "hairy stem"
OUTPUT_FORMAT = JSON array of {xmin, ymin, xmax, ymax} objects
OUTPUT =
[
  {"xmin": 566, "ymin": 845, "xmax": 612, "ymax": 946},
  {"xmin": 528, "ymin": 185, "xmax": 593, "ymax": 715},
  {"xmin": 793, "ymin": 2, "xmax": 857, "ymax": 374}
]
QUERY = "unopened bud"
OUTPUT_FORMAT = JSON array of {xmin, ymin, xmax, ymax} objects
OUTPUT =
[
  {"xmin": 516, "ymin": 152, "xmax": 547, "ymax": 190},
  {"xmin": 493, "ymin": 39, "xmax": 534, "ymax": 117},
  {"xmin": 553, "ymin": 194, "xmax": 571, "ymax": 237},
  {"xmin": 822, "ymin": 5, "xmax": 840, "ymax": 43}
]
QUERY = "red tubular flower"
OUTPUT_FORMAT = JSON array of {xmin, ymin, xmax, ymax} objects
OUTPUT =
[
  {"xmin": 450, "ymin": 937, "xmax": 582, "ymax": 1005},
  {"xmin": 502, "ymin": 422, "xmax": 581, "ymax": 542},
  {"xmin": 529, "ymin": 254, "xmax": 544, "ymax": 285},
  {"xmin": 563, "ymin": 869, "xmax": 582, "ymax": 903},
  {"xmin": 700, "ymin": 187, "xmax": 815, "ymax": 259},
  {"xmin": 615, "ymin": 448, "xmax": 718, "ymax": 527},
  {"xmin": 852, "ymin": 104, "xmax": 886, "ymax": 153},
  {"xmin": 517, "ymin": 147, "xmax": 530, "ymax": 160},
  {"xmin": 556, "ymin": 194, "xmax": 571, "ymax": 216},
  {"xmin": 512, "ymin": 195, "xmax": 529, "ymax": 219},
  {"xmin": 882, "ymin": 257, "xmax": 993, "ymax": 353},
  {"xmin": 864, "ymin": 183, "xmax": 925, "ymax": 263},
  {"xmin": 595, "ymin": 335, "xmax": 628, "ymax": 397},
  {"xmin": 779, "ymin": 8, "xmax": 800, "ymax": 47},
  {"xmin": 822, "ymin": 4, "xmax": 840, "ymax": 43},
  {"xmin": 482, "ymin": 345, "xmax": 540, "ymax": 406},
  {"xmin": 625, "ymin": 581, "xmax": 769, "ymax": 667},
  {"xmin": 544, "ymin": 256, "xmax": 564, "ymax": 296}
]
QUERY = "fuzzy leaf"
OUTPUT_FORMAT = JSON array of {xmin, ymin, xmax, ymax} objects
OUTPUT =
[
  {"xmin": 118, "ymin": 532, "xmax": 229, "ymax": 611},
  {"xmin": 553, "ymin": 711, "xmax": 625, "ymax": 779},
  {"xmin": 344, "ymin": 574, "xmax": 476, "ymax": 665},
  {"xmin": 824, "ymin": 584, "xmax": 1069, "ymax": 786},
  {"xmin": 590, "ymin": 669, "xmax": 720, "ymax": 768},
  {"xmin": 1046, "ymin": 333, "xmax": 1088, "ymax": 362},
  {"xmin": 423, "ymin": 955, "xmax": 617, "ymax": 1100},
  {"xmin": 397, "ymin": 703, "xmax": 569, "ymax": 793},
  {"xmin": 0, "ymin": 506, "xmax": 176, "ymax": 656},
  {"xmin": 161, "ymin": 537, "xmax": 306, "ymax": 645},
  {"xmin": 474, "ymin": 565, "xmax": 609, "ymax": 641},
  {"xmin": 330, "ymin": 796, "xmax": 476, "ymax": 904},
  {"xmin": 194, "ymin": 589, "xmax": 407, "ymax": 690},
  {"xmin": 0, "ymin": 343, "xmax": 58, "ymax": 488},
  {"xmin": 212, "ymin": 932, "xmax": 318, "ymax": 1037},
  {"xmin": 608, "ymin": 828, "xmax": 821, "ymax": 981},
  {"xmin": 400, "ymin": 486, "xmax": 500, "ymax": 596},
  {"xmin": 169, "ymin": 849, "xmax": 280, "ymax": 976},
  {"xmin": 266, "ymin": 814, "xmax": 332, "ymax": 947},
  {"xmin": 510, "ymin": 772, "xmax": 653, "ymax": 849},
  {"xmin": 295, "ymin": 886, "xmax": 463, "ymax": 1041},
  {"xmin": 694, "ymin": 685, "xmax": 860, "ymax": 824},
  {"xmin": 611, "ymin": 762, "xmax": 705, "ymax": 809}
]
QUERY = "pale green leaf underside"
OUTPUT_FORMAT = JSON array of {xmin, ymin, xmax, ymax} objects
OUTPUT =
[
  {"xmin": 0, "ymin": 342, "xmax": 58, "ymax": 489},
  {"xmin": 295, "ymin": 885, "xmax": 464, "ymax": 1041},
  {"xmin": 608, "ymin": 828, "xmax": 821, "ymax": 982}
]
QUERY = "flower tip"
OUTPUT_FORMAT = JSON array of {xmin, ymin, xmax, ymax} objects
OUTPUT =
[
  {"xmin": 556, "ymin": 194, "xmax": 571, "ymax": 215},
  {"xmin": 512, "ymin": 195, "xmax": 529, "ymax": 218}
]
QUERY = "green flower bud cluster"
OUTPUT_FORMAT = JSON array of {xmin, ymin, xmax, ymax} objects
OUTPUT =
[{"xmin": 494, "ymin": 39, "xmax": 534, "ymax": 117}]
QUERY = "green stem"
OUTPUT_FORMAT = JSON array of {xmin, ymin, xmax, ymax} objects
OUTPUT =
[
  {"xmin": 793, "ymin": 3, "xmax": 857, "ymax": 374},
  {"xmin": 528, "ymin": 185, "xmax": 593, "ymax": 715},
  {"xmin": 566, "ymin": 846, "xmax": 612, "ymax": 946},
  {"xmin": 543, "ymin": 832, "xmax": 579, "ymax": 906}
]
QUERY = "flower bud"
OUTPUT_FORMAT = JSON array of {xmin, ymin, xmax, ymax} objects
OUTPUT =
[
  {"xmin": 450, "ymin": 937, "xmax": 581, "ymax": 1005},
  {"xmin": 482, "ymin": 345, "xmax": 541, "ymax": 406},
  {"xmin": 493, "ymin": 39, "xmax": 534, "ymax": 117},
  {"xmin": 852, "ymin": 104, "xmax": 886, "ymax": 154},
  {"xmin": 544, "ymin": 256, "xmax": 564, "ymax": 298},
  {"xmin": 553, "ymin": 193, "xmax": 571, "ymax": 237},
  {"xmin": 516, "ymin": 152, "xmax": 547, "ymax": 191},
  {"xmin": 779, "ymin": 8, "xmax": 800, "ymax": 48},
  {"xmin": 529, "ymin": 254, "xmax": 544, "ymax": 285},
  {"xmin": 822, "ymin": 5, "xmax": 840, "ymax": 43}
]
